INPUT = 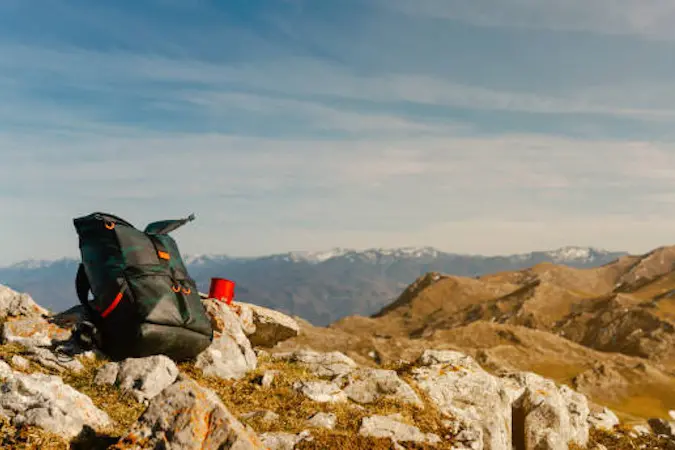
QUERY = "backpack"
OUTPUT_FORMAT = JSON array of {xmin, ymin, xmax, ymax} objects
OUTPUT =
[{"xmin": 73, "ymin": 212, "xmax": 213, "ymax": 361}]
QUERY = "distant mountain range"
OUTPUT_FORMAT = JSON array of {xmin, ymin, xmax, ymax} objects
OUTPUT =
[{"xmin": 0, "ymin": 246, "xmax": 627, "ymax": 325}]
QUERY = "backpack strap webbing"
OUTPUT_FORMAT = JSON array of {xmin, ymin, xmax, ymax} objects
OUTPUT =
[{"xmin": 76, "ymin": 263, "xmax": 99, "ymax": 319}]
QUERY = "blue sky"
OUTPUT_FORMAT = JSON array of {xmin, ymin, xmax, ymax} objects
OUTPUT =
[{"xmin": 2, "ymin": 0, "xmax": 675, "ymax": 265}]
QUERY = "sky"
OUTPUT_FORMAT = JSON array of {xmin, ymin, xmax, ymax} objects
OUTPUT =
[{"xmin": 2, "ymin": 0, "xmax": 675, "ymax": 265}]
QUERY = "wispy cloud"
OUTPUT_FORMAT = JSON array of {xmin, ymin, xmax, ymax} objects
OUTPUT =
[
  {"xmin": 379, "ymin": 0, "xmax": 675, "ymax": 41},
  {"xmin": 1, "ymin": 0, "xmax": 675, "ymax": 264}
]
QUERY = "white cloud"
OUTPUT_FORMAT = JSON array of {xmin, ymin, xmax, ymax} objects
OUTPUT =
[{"xmin": 379, "ymin": 0, "xmax": 675, "ymax": 41}]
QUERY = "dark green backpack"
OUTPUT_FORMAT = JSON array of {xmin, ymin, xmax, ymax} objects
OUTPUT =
[{"xmin": 73, "ymin": 212, "xmax": 213, "ymax": 361}]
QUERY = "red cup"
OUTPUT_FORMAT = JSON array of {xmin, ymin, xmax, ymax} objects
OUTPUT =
[{"xmin": 209, "ymin": 278, "xmax": 235, "ymax": 305}]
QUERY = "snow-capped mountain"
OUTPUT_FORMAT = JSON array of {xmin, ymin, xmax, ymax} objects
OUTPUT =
[{"xmin": 1, "ymin": 246, "xmax": 627, "ymax": 325}]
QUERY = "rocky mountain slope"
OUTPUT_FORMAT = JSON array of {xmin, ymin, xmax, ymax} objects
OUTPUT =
[
  {"xmin": 272, "ymin": 245, "xmax": 675, "ymax": 426},
  {"xmin": 0, "ymin": 246, "xmax": 626, "ymax": 326},
  {"xmin": 0, "ymin": 283, "xmax": 673, "ymax": 450}
]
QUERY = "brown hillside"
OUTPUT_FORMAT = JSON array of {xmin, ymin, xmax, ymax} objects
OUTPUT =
[{"xmin": 284, "ymin": 245, "xmax": 675, "ymax": 423}]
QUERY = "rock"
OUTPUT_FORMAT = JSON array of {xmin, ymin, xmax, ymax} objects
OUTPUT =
[
  {"xmin": 0, "ymin": 285, "xmax": 48, "ymax": 319},
  {"xmin": 10, "ymin": 355, "xmax": 30, "ymax": 371},
  {"xmin": 359, "ymin": 415, "xmax": 441, "ymax": 445},
  {"xmin": 260, "ymin": 431, "xmax": 312, "ymax": 450},
  {"xmin": 504, "ymin": 371, "xmax": 590, "ymax": 449},
  {"xmin": 413, "ymin": 350, "xmax": 511, "ymax": 450},
  {"xmin": 235, "ymin": 302, "xmax": 300, "ymax": 348},
  {"xmin": 260, "ymin": 370, "xmax": 279, "ymax": 388},
  {"xmin": 417, "ymin": 349, "xmax": 485, "ymax": 370},
  {"xmin": 94, "ymin": 362, "xmax": 120, "ymax": 386},
  {"xmin": 588, "ymin": 407, "xmax": 620, "ymax": 431},
  {"xmin": 307, "ymin": 412, "xmax": 337, "ymax": 429},
  {"xmin": 195, "ymin": 299, "xmax": 257, "ymax": 380},
  {"xmin": 273, "ymin": 350, "xmax": 357, "ymax": 378},
  {"xmin": 1, "ymin": 315, "xmax": 71, "ymax": 348},
  {"xmin": 24, "ymin": 346, "xmax": 85, "ymax": 373},
  {"xmin": 113, "ymin": 379, "xmax": 265, "ymax": 449},
  {"xmin": 240, "ymin": 410, "xmax": 280, "ymax": 424},
  {"xmin": 342, "ymin": 368, "xmax": 423, "ymax": 407},
  {"xmin": 0, "ymin": 360, "xmax": 111, "ymax": 439},
  {"xmin": 648, "ymin": 418, "xmax": 675, "ymax": 437},
  {"xmin": 670, "ymin": 410, "xmax": 675, "ymax": 421},
  {"xmin": 293, "ymin": 380, "xmax": 347, "ymax": 403},
  {"xmin": 115, "ymin": 356, "xmax": 179, "ymax": 402},
  {"xmin": 631, "ymin": 424, "xmax": 651, "ymax": 436}
]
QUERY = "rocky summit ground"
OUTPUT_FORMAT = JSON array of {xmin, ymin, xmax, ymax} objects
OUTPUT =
[{"xmin": 1, "ymin": 245, "xmax": 675, "ymax": 449}]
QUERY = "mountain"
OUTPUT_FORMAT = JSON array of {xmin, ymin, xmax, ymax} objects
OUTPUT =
[
  {"xmin": 277, "ymin": 244, "xmax": 675, "ymax": 423},
  {"xmin": 0, "ymin": 246, "xmax": 626, "ymax": 326}
]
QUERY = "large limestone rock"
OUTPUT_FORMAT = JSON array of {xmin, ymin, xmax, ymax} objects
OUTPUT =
[
  {"xmin": 95, "ymin": 355, "xmax": 179, "ymax": 402},
  {"xmin": 233, "ymin": 302, "xmax": 300, "ymax": 348},
  {"xmin": 342, "ymin": 368, "xmax": 423, "ymax": 407},
  {"xmin": 113, "ymin": 379, "xmax": 266, "ymax": 449},
  {"xmin": 0, "ymin": 360, "xmax": 111, "ymax": 439},
  {"xmin": 0, "ymin": 285, "xmax": 48, "ymax": 319},
  {"xmin": 412, "ymin": 350, "xmax": 511, "ymax": 450},
  {"xmin": 272, "ymin": 349, "xmax": 357, "ymax": 378},
  {"xmin": 359, "ymin": 414, "xmax": 441, "ymax": 445},
  {"xmin": 196, "ymin": 299, "xmax": 257, "ymax": 380},
  {"xmin": 505, "ymin": 372, "xmax": 590, "ymax": 450}
]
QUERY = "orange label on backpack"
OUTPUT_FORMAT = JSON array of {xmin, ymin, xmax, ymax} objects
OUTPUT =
[{"xmin": 158, "ymin": 251, "xmax": 170, "ymax": 260}]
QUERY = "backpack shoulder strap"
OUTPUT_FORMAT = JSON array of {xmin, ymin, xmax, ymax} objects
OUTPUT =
[{"xmin": 76, "ymin": 263, "xmax": 99, "ymax": 319}]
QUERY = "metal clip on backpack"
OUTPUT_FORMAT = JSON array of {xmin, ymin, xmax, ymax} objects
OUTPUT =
[{"xmin": 73, "ymin": 212, "xmax": 213, "ymax": 362}]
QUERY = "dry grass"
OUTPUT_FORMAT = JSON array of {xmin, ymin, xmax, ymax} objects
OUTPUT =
[
  {"xmin": 569, "ymin": 426, "xmax": 675, "ymax": 450},
  {"xmin": 180, "ymin": 354, "xmax": 458, "ymax": 449}
]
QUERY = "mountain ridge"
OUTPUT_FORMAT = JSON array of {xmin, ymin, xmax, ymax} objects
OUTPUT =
[{"xmin": 0, "ymin": 246, "xmax": 628, "ymax": 326}]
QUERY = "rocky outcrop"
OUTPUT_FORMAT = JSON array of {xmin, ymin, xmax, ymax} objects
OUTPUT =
[
  {"xmin": 412, "ymin": 350, "xmax": 512, "ymax": 450},
  {"xmin": 114, "ymin": 379, "xmax": 265, "ymax": 449},
  {"xmin": 0, "ymin": 283, "xmax": 660, "ymax": 449},
  {"xmin": 234, "ymin": 302, "xmax": 300, "ymax": 347},
  {"xmin": 0, "ymin": 285, "xmax": 48, "ymax": 319},
  {"xmin": 196, "ymin": 299, "xmax": 257, "ymax": 380},
  {"xmin": 504, "ymin": 372, "xmax": 590, "ymax": 449},
  {"xmin": 0, "ymin": 360, "xmax": 111, "ymax": 439}
]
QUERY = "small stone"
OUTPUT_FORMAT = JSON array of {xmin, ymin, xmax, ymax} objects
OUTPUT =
[
  {"xmin": 94, "ymin": 362, "xmax": 120, "ymax": 386},
  {"xmin": 588, "ymin": 407, "xmax": 620, "ymax": 431},
  {"xmin": 359, "ymin": 415, "xmax": 441, "ymax": 445},
  {"xmin": 25, "ymin": 346, "xmax": 84, "ymax": 373},
  {"xmin": 261, "ymin": 370, "xmax": 279, "ymax": 388},
  {"xmin": 307, "ymin": 412, "xmax": 337, "ymax": 429},
  {"xmin": 260, "ymin": 431, "xmax": 312, "ymax": 450},
  {"xmin": 343, "ymin": 368, "xmax": 423, "ymax": 407},
  {"xmin": 273, "ymin": 350, "xmax": 357, "ymax": 378},
  {"xmin": 11, "ymin": 355, "xmax": 30, "ymax": 371},
  {"xmin": 240, "ymin": 410, "xmax": 280, "ymax": 424},
  {"xmin": 293, "ymin": 380, "xmax": 347, "ymax": 403}
]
